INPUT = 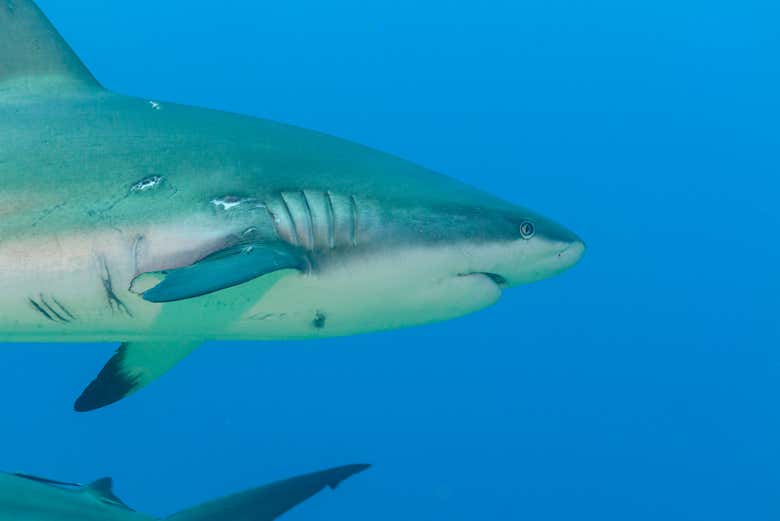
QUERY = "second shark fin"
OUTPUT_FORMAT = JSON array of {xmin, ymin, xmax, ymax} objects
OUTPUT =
[
  {"xmin": 74, "ymin": 340, "xmax": 201, "ymax": 412},
  {"xmin": 131, "ymin": 241, "xmax": 308, "ymax": 303},
  {"xmin": 82, "ymin": 477, "xmax": 135, "ymax": 511},
  {"xmin": 165, "ymin": 464, "xmax": 371, "ymax": 521}
]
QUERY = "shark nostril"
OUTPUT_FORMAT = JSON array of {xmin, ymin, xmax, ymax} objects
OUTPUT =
[{"xmin": 557, "ymin": 241, "xmax": 586, "ymax": 266}]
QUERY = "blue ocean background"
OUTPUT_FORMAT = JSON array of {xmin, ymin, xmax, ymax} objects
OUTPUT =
[{"xmin": 3, "ymin": 0, "xmax": 778, "ymax": 519}]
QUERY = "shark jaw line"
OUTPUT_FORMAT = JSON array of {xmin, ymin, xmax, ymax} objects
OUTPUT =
[{"xmin": 458, "ymin": 271, "xmax": 508, "ymax": 287}]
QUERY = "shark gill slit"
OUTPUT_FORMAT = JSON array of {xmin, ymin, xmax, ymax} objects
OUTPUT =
[
  {"xmin": 325, "ymin": 191, "xmax": 336, "ymax": 249},
  {"xmin": 278, "ymin": 193, "xmax": 300, "ymax": 247},
  {"xmin": 300, "ymin": 191, "xmax": 316, "ymax": 250},
  {"xmin": 350, "ymin": 195, "xmax": 359, "ymax": 247}
]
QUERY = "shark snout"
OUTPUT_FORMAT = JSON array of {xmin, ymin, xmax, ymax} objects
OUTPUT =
[
  {"xmin": 555, "ymin": 238, "xmax": 586, "ymax": 270},
  {"xmin": 532, "ymin": 222, "xmax": 586, "ymax": 280},
  {"xmin": 478, "ymin": 218, "xmax": 585, "ymax": 288}
]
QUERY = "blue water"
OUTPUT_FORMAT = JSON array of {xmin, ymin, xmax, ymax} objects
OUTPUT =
[{"xmin": 3, "ymin": 0, "xmax": 779, "ymax": 519}]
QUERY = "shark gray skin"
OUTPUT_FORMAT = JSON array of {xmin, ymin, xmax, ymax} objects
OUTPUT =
[
  {"xmin": 0, "ymin": 0, "xmax": 585, "ymax": 411},
  {"xmin": 0, "ymin": 464, "xmax": 369, "ymax": 521}
]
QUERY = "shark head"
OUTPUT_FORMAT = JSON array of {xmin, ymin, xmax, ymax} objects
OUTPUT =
[
  {"xmin": 371, "ymin": 184, "xmax": 586, "ymax": 290},
  {"xmin": 464, "ymin": 205, "xmax": 586, "ymax": 288},
  {"xmin": 225, "ymin": 140, "xmax": 587, "ymax": 337}
]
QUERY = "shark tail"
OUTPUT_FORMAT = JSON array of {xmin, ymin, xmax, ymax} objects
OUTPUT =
[{"xmin": 165, "ymin": 464, "xmax": 370, "ymax": 521}]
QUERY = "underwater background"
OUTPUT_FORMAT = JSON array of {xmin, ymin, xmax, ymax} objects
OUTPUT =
[{"xmin": 2, "ymin": 0, "xmax": 778, "ymax": 519}]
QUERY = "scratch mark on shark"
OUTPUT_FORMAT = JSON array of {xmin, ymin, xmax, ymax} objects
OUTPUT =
[
  {"xmin": 130, "ymin": 175, "xmax": 164, "ymax": 193},
  {"xmin": 242, "ymin": 226, "xmax": 258, "ymax": 238},
  {"xmin": 265, "ymin": 202, "xmax": 292, "ymax": 245},
  {"xmin": 29, "ymin": 298, "xmax": 55, "ymax": 322},
  {"xmin": 31, "ymin": 202, "xmax": 66, "ymax": 228},
  {"xmin": 51, "ymin": 297, "xmax": 76, "ymax": 320},
  {"xmin": 248, "ymin": 312, "xmax": 288, "ymax": 321},
  {"xmin": 210, "ymin": 195, "xmax": 254, "ymax": 211},
  {"xmin": 40, "ymin": 295, "xmax": 70, "ymax": 323},
  {"xmin": 28, "ymin": 294, "xmax": 74, "ymax": 323},
  {"xmin": 99, "ymin": 257, "xmax": 133, "ymax": 317},
  {"xmin": 89, "ymin": 176, "xmax": 173, "ymax": 218}
]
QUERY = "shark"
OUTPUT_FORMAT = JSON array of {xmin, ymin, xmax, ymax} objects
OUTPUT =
[
  {"xmin": 0, "ymin": 0, "xmax": 585, "ymax": 412},
  {"xmin": 0, "ymin": 463, "xmax": 369, "ymax": 521}
]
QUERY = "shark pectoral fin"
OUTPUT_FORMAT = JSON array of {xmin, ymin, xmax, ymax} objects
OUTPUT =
[
  {"xmin": 74, "ymin": 340, "xmax": 201, "ymax": 412},
  {"xmin": 165, "ymin": 464, "xmax": 371, "ymax": 521},
  {"xmin": 132, "ymin": 242, "xmax": 308, "ymax": 303}
]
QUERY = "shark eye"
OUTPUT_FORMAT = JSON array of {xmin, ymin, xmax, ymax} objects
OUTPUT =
[{"xmin": 519, "ymin": 221, "xmax": 535, "ymax": 239}]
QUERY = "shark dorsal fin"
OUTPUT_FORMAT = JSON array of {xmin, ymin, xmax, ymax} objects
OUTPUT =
[
  {"xmin": 84, "ymin": 477, "xmax": 135, "ymax": 512},
  {"xmin": 0, "ymin": 0, "xmax": 100, "ymax": 93}
]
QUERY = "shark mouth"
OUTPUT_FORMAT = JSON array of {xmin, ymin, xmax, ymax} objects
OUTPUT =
[{"xmin": 459, "ymin": 272, "xmax": 508, "ymax": 287}]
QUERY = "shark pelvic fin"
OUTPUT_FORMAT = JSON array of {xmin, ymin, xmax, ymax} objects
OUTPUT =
[
  {"xmin": 0, "ymin": 0, "xmax": 100, "ymax": 92},
  {"xmin": 165, "ymin": 464, "xmax": 371, "ymax": 521},
  {"xmin": 132, "ymin": 242, "xmax": 308, "ymax": 303},
  {"xmin": 74, "ymin": 340, "xmax": 201, "ymax": 412}
]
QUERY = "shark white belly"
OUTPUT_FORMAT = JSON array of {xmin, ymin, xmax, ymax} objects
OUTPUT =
[{"xmin": 0, "ymin": 223, "xmax": 502, "ymax": 342}]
